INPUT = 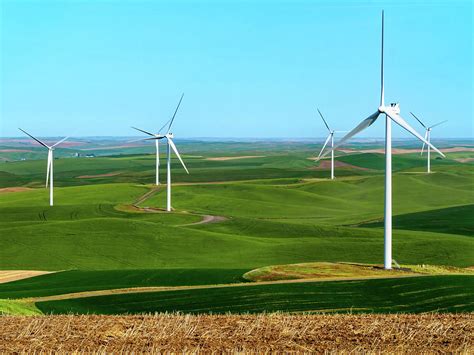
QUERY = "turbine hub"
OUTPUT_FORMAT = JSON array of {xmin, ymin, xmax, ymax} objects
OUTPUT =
[
  {"xmin": 167, "ymin": 133, "xmax": 174, "ymax": 139},
  {"xmin": 378, "ymin": 105, "xmax": 385, "ymax": 113}
]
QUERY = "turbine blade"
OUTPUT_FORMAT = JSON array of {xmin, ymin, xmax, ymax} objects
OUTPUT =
[
  {"xmin": 157, "ymin": 118, "xmax": 172, "ymax": 135},
  {"xmin": 380, "ymin": 10, "xmax": 385, "ymax": 107},
  {"xmin": 385, "ymin": 110, "xmax": 445, "ymax": 157},
  {"xmin": 320, "ymin": 111, "xmax": 380, "ymax": 159},
  {"xmin": 317, "ymin": 109, "xmax": 331, "ymax": 132},
  {"xmin": 410, "ymin": 112, "xmax": 427, "ymax": 129},
  {"xmin": 46, "ymin": 150, "xmax": 51, "ymax": 188},
  {"xmin": 51, "ymin": 136, "xmax": 69, "ymax": 148},
  {"xmin": 141, "ymin": 136, "xmax": 165, "ymax": 141},
  {"xmin": 18, "ymin": 128, "xmax": 50, "ymax": 148},
  {"xmin": 168, "ymin": 138, "xmax": 189, "ymax": 174},
  {"xmin": 131, "ymin": 126, "xmax": 155, "ymax": 136},
  {"xmin": 167, "ymin": 93, "xmax": 184, "ymax": 133},
  {"xmin": 429, "ymin": 120, "xmax": 448, "ymax": 129},
  {"xmin": 127, "ymin": 136, "xmax": 161, "ymax": 143},
  {"xmin": 420, "ymin": 130, "xmax": 427, "ymax": 155},
  {"xmin": 317, "ymin": 133, "xmax": 332, "ymax": 159}
]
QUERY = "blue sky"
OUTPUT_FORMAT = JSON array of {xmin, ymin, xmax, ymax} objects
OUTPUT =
[{"xmin": 1, "ymin": 0, "xmax": 472, "ymax": 138}]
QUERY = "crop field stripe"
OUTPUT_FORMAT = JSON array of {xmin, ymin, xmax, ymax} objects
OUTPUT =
[
  {"xmin": 0, "ymin": 269, "xmax": 250, "ymax": 299},
  {"xmin": 36, "ymin": 275, "xmax": 474, "ymax": 315},
  {"xmin": 27, "ymin": 274, "xmax": 426, "ymax": 302}
]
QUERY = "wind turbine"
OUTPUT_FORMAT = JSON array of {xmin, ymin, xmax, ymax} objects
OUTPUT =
[
  {"xmin": 18, "ymin": 129, "xmax": 69, "ymax": 206},
  {"xmin": 319, "ymin": 11, "xmax": 445, "ymax": 270},
  {"xmin": 316, "ymin": 109, "xmax": 346, "ymax": 180},
  {"xmin": 139, "ymin": 94, "xmax": 189, "ymax": 212},
  {"xmin": 131, "ymin": 93, "xmax": 184, "ymax": 185},
  {"xmin": 410, "ymin": 112, "xmax": 447, "ymax": 173}
]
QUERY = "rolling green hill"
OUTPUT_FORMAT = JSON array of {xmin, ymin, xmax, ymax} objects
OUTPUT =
[
  {"xmin": 0, "ymin": 269, "xmax": 248, "ymax": 299},
  {"xmin": 0, "ymin": 142, "xmax": 473, "ymax": 314},
  {"xmin": 36, "ymin": 275, "xmax": 474, "ymax": 315}
]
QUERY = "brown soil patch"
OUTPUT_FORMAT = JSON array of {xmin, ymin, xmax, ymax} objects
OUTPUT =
[
  {"xmin": 0, "ymin": 187, "xmax": 32, "ymax": 194},
  {"xmin": 0, "ymin": 149, "xmax": 34, "ymax": 153},
  {"xmin": 206, "ymin": 155, "xmax": 265, "ymax": 161},
  {"xmin": 10, "ymin": 139, "xmax": 84, "ymax": 147},
  {"xmin": 340, "ymin": 146, "xmax": 474, "ymax": 155},
  {"xmin": 76, "ymin": 172, "xmax": 121, "ymax": 179},
  {"xmin": 0, "ymin": 313, "xmax": 471, "ymax": 353},
  {"xmin": 456, "ymin": 158, "xmax": 474, "ymax": 163},
  {"xmin": 0, "ymin": 270, "xmax": 52, "ymax": 284},
  {"xmin": 442, "ymin": 147, "xmax": 474, "ymax": 152},
  {"xmin": 310, "ymin": 160, "xmax": 371, "ymax": 171},
  {"xmin": 80, "ymin": 145, "xmax": 143, "ymax": 150}
]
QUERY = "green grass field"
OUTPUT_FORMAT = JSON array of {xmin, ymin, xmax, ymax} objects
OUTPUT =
[
  {"xmin": 0, "ymin": 269, "xmax": 248, "ymax": 299},
  {"xmin": 0, "ymin": 140, "xmax": 473, "ymax": 314},
  {"xmin": 36, "ymin": 275, "xmax": 474, "ymax": 314}
]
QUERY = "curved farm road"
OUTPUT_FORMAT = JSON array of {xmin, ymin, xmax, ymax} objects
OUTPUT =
[
  {"xmin": 128, "ymin": 185, "xmax": 228, "ymax": 226},
  {"xmin": 179, "ymin": 214, "xmax": 228, "ymax": 226},
  {"xmin": 26, "ymin": 274, "xmax": 423, "ymax": 303}
]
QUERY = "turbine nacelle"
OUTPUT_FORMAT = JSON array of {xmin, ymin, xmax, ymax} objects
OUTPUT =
[{"xmin": 379, "ymin": 103, "xmax": 400, "ymax": 114}]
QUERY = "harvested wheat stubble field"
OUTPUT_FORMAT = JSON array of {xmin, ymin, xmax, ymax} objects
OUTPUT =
[{"xmin": 0, "ymin": 313, "xmax": 472, "ymax": 353}]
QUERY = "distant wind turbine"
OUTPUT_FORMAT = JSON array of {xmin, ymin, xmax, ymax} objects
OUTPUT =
[
  {"xmin": 138, "ymin": 94, "xmax": 189, "ymax": 212},
  {"xmin": 410, "ymin": 112, "xmax": 447, "ymax": 173},
  {"xmin": 18, "ymin": 129, "xmax": 69, "ymax": 206},
  {"xmin": 316, "ymin": 109, "xmax": 346, "ymax": 180},
  {"xmin": 131, "ymin": 93, "xmax": 184, "ymax": 185},
  {"xmin": 320, "ymin": 11, "xmax": 445, "ymax": 270}
]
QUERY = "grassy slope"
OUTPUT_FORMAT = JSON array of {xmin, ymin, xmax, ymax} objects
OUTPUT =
[
  {"xmin": 0, "ymin": 269, "xmax": 248, "ymax": 299},
  {"xmin": 11, "ymin": 148, "xmax": 466, "ymax": 188},
  {"xmin": 0, "ymin": 171, "xmax": 473, "ymax": 270},
  {"xmin": 36, "ymin": 275, "xmax": 474, "ymax": 315},
  {"xmin": 362, "ymin": 204, "xmax": 474, "ymax": 236},
  {"xmin": 145, "ymin": 172, "xmax": 474, "ymax": 225},
  {"xmin": 0, "ymin": 150, "xmax": 472, "ymax": 314},
  {"xmin": 0, "ymin": 299, "xmax": 41, "ymax": 315},
  {"xmin": 242, "ymin": 262, "xmax": 474, "ymax": 282}
]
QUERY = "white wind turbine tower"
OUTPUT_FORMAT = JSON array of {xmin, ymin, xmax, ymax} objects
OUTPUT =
[
  {"xmin": 18, "ymin": 128, "xmax": 69, "ymax": 206},
  {"xmin": 131, "ymin": 93, "xmax": 184, "ymax": 185},
  {"xmin": 316, "ymin": 109, "xmax": 346, "ymax": 180},
  {"xmin": 410, "ymin": 112, "xmax": 447, "ymax": 174},
  {"xmin": 320, "ymin": 11, "xmax": 445, "ymax": 270},
  {"xmin": 139, "ymin": 95, "xmax": 189, "ymax": 212}
]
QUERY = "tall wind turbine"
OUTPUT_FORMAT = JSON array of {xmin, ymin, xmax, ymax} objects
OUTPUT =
[
  {"xmin": 140, "ymin": 94, "xmax": 189, "ymax": 212},
  {"xmin": 320, "ymin": 11, "xmax": 445, "ymax": 270},
  {"xmin": 410, "ymin": 112, "xmax": 447, "ymax": 173},
  {"xmin": 131, "ymin": 93, "xmax": 184, "ymax": 185},
  {"xmin": 316, "ymin": 109, "xmax": 346, "ymax": 180},
  {"xmin": 18, "ymin": 129, "xmax": 69, "ymax": 206}
]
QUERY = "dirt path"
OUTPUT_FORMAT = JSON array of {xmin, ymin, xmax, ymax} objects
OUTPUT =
[
  {"xmin": 26, "ymin": 274, "xmax": 424, "ymax": 303},
  {"xmin": 180, "ymin": 214, "xmax": 228, "ymax": 226},
  {"xmin": 129, "ymin": 186, "xmax": 228, "ymax": 225},
  {"xmin": 133, "ymin": 186, "xmax": 161, "ymax": 206},
  {"xmin": 310, "ymin": 160, "xmax": 372, "ymax": 171},
  {"xmin": 0, "ymin": 187, "xmax": 32, "ymax": 194},
  {"xmin": 0, "ymin": 270, "xmax": 52, "ymax": 284}
]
